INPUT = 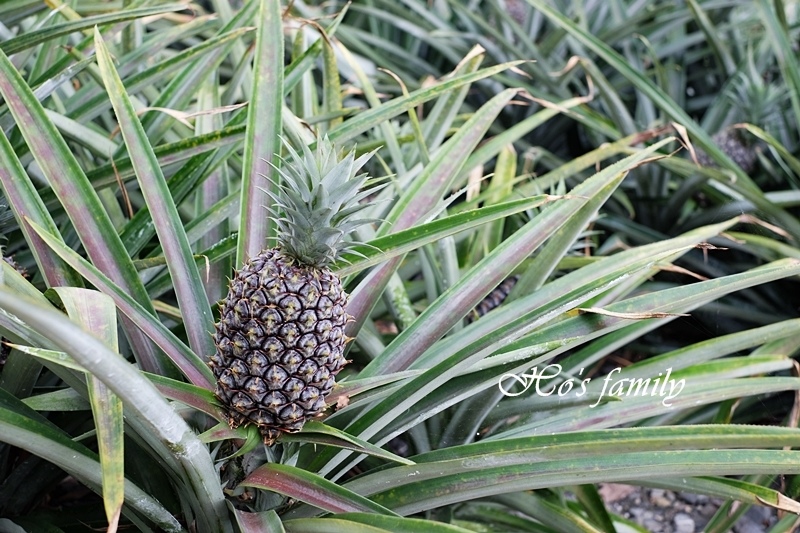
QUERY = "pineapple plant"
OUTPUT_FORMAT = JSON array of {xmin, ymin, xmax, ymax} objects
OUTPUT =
[
  {"xmin": 3, "ymin": 2, "xmax": 800, "ymax": 532},
  {"xmin": 209, "ymin": 137, "xmax": 379, "ymax": 444},
  {"xmin": 695, "ymin": 56, "xmax": 786, "ymax": 173}
]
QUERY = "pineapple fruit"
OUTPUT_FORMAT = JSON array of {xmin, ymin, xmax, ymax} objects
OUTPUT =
[
  {"xmin": 1, "ymin": 255, "xmax": 27, "ymax": 367},
  {"xmin": 696, "ymin": 127, "xmax": 757, "ymax": 173},
  {"xmin": 2, "ymin": 255, "xmax": 26, "ymax": 279},
  {"xmin": 466, "ymin": 275, "xmax": 519, "ymax": 324},
  {"xmin": 505, "ymin": 0, "xmax": 527, "ymax": 25},
  {"xmin": 695, "ymin": 55, "xmax": 785, "ymax": 174},
  {"xmin": 209, "ymin": 137, "xmax": 379, "ymax": 444}
]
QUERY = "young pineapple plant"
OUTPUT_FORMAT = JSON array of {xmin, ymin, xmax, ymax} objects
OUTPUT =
[
  {"xmin": 696, "ymin": 56, "xmax": 786, "ymax": 173},
  {"xmin": 209, "ymin": 137, "xmax": 379, "ymax": 444}
]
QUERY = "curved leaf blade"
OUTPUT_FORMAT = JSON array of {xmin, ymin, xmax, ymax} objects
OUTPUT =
[
  {"xmin": 365, "ymin": 449, "xmax": 800, "ymax": 515},
  {"xmin": 0, "ymin": 388, "xmax": 182, "ymax": 532},
  {"xmin": 94, "ymin": 28, "xmax": 215, "ymax": 359},
  {"xmin": 238, "ymin": 0, "xmax": 283, "ymax": 262},
  {"xmin": 55, "ymin": 288, "xmax": 124, "ymax": 531},
  {"xmin": 334, "ymin": 196, "xmax": 556, "ymax": 277},
  {"xmin": 0, "ymin": 287, "xmax": 229, "ymax": 532},
  {"xmin": 286, "ymin": 421, "xmax": 415, "ymax": 466},
  {"xmin": 0, "ymin": 4, "xmax": 187, "ymax": 54},
  {"xmin": 26, "ymin": 219, "xmax": 214, "ymax": 387},
  {"xmin": 241, "ymin": 463, "xmax": 397, "ymax": 516}
]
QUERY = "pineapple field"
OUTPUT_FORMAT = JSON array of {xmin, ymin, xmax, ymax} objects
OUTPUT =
[{"xmin": 1, "ymin": 1, "xmax": 800, "ymax": 532}]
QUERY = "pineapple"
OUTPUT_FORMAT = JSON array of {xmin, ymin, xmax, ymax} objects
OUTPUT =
[
  {"xmin": 209, "ymin": 137, "xmax": 379, "ymax": 444},
  {"xmin": 505, "ymin": 0, "xmax": 527, "ymax": 25},
  {"xmin": 1, "ymin": 255, "xmax": 28, "ymax": 368},
  {"xmin": 2, "ymin": 255, "xmax": 27, "ymax": 279},
  {"xmin": 466, "ymin": 275, "xmax": 519, "ymax": 324},
  {"xmin": 696, "ymin": 54, "xmax": 786, "ymax": 174},
  {"xmin": 696, "ymin": 128, "xmax": 757, "ymax": 173}
]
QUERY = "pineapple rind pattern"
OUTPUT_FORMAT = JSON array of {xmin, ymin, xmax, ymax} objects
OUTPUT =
[
  {"xmin": 466, "ymin": 275, "xmax": 519, "ymax": 324},
  {"xmin": 696, "ymin": 128, "xmax": 757, "ymax": 174},
  {"xmin": 210, "ymin": 249, "xmax": 348, "ymax": 444}
]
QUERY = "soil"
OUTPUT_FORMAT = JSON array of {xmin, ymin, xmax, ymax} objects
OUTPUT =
[{"xmin": 599, "ymin": 484, "xmax": 791, "ymax": 532}]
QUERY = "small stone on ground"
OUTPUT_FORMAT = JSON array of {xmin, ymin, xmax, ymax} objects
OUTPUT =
[
  {"xmin": 599, "ymin": 484, "xmax": 779, "ymax": 532},
  {"xmin": 673, "ymin": 512, "xmax": 694, "ymax": 533}
]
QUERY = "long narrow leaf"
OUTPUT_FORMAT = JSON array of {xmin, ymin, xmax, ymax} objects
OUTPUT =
[
  {"xmin": 241, "ymin": 463, "xmax": 397, "ymax": 516},
  {"xmin": 286, "ymin": 421, "xmax": 415, "ymax": 466},
  {"xmin": 238, "ymin": 0, "xmax": 283, "ymax": 262},
  {"xmin": 0, "ymin": 47, "xmax": 169, "ymax": 375},
  {"xmin": 284, "ymin": 514, "xmax": 476, "ymax": 532},
  {"xmin": 335, "ymin": 195, "xmax": 557, "ymax": 276},
  {"xmin": 0, "ymin": 287, "xmax": 231, "ymax": 532},
  {"xmin": 0, "ymin": 4, "xmax": 186, "ymax": 54},
  {"xmin": 55, "ymin": 288, "xmax": 124, "ymax": 531},
  {"xmin": 364, "ymin": 449, "xmax": 800, "ymax": 515},
  {"xmin": 0, "ymin": 129, "xmax": 79, "ymax": 287},
  {"xmin": 94, "ymin": 29, "xmax": 215, "ymax": 359},
  {"xmin": 327, "ymin": 61, "xmax": 524, "ymax": 145},
  {"xmin": 26, "ymin": 219, "xmax": 214, "ymax": 387}
]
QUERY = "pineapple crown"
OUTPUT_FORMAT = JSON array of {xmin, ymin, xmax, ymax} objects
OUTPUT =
[
  {"xmin": 726, "ymin": 52, "xmax": 786, "ymax": 128},
  {"xmin": 264, "ymin": 136, "xmax": 382, "ymax": 267}
]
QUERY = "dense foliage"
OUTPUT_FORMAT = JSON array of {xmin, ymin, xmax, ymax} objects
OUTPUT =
[{"xmin": 0, "ymin": 1, "xmax": 799, "ymax": 531}]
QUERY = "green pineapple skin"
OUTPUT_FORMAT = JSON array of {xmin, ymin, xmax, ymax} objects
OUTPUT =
[{"xmin": 210, "ymin": 248, "xmax": 348, "ymax": 444}]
